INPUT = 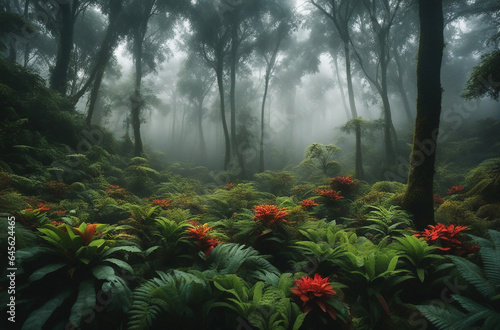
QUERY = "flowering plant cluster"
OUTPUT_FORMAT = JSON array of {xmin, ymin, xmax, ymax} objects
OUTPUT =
[
  {"xmin": 433, "ymin": 194, "xmax": 444, "ymax": 205},
  {"xmin": 315, "ymin": 189, "xmax": 344, "ymax": 202},
  {"xmin": 330, "ymin": 176, "xmax": 356, "ymax": 194},
  {"xmin": 252, "ymin": 204, "xmax": 288, "ymax": 227},
  {"xmin": 105, "ymin": 185, "xmax": 129, "ymax": 199},
  {"xmin": 187, "ymin": 222, "xmax": 221, "ymax": 257},
  {"xmin": 25, "ymin": 203, "xmax": 50, "ymax": 213},
  {"xmin": 414, "ymin": 223, "xmax": 479, "ymax": 255},
  {"xmin": 291, "ymin": 274, "xmax": 338, "ymax": 319},
  {"xmin": 152, "ymin": 199, "xmax": 172, "ymax": 209},
  {"xmin": 225, "ymin": 182, "xmax": 234, "ymax": 190},
  {"xmin": 301, "ymin": 199, "xmax": 319, "ymax": 210},
  {"xmin": 447, "ymin": 185, "xmax": 464, "ymax": 194}
]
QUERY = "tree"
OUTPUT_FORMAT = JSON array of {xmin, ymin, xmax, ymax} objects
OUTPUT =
[
  {"xmin": 402, "ymin": 0, "xmax": 444, "ymax": 230},
  {"xmin": 350, "ymin": 0, "xmax": 403, "ymax": 170},
  {"xmin": 310, "ymin": 0, "xmax": 365, "ymax": 180},
  {"xmin": 303, "ymin": 143, "xmax": 341, "ymax": 176},
  {"xmin": 177, "ymin": 55, "xmax": 215, "ymax": 160},
  {"xmin": 47, "ymin": 0, "xmax": 94, "ymax": 95},
  {"xmin": 187, "ymin": 0, "xmax": 232, "ymax": 170},
  {"xmin": 255, "ymin": 2, "xmax": 294, "ymax": 172},
  {"xmin": 463, "ymin": 49, "xmax": 500, "ymax": 101}
]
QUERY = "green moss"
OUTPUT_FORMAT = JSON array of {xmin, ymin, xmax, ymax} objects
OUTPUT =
[
  {"xmin": 435, "ymin": 200, "xmax": 489, "ymax": 235},
  {"xmin": 371, "ymin": 181, "xmax": 406, "ymax": 194},
  {"xmin": 0, "ymin": 191, "xmax": 28, "ymax": 212},
  {"xmin": 476, "ymin": 204, "xmax": 500, "ymax": 221},
  {"xmin": 464, "ymin": 158, "xmax": 500, "ymax": 188},
  {"xmin": 70, "ymin": 182, "xmax": 86, "ymax": 193},
  {"xmin": 10, "ymin": 174, "xmax": 40, "ymax": 194}
]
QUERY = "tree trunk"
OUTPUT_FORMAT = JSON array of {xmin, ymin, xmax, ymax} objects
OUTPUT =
[
  {"xmin": 333, "ymin": 51, "xmax": 350, "ymax": 121},
  {"xmin": 344, "ymin": 42, "xmax": 364, "ymax": 180},
  {"xmin": 198, "ymin": 102, "xmax": 207, "ymax": 160},
  {"xmin": 229, "ymin": 24, "xmax": 246, "ymax": 177},
  {"xmin": 50, "ymin": 2, "xmax": 74, "ymax": 95},
  {"xmin": 380, "ymin": 37, "xmax": 397, "ymax": 169},
  {"xmin": 259, "ymin": 73, "xmax": 270, "ymax": 173},
  {"xmin": 216, "ymin": 61, "xmax": 231, "ymax": 170},
  {"xmin": 131, "ymin": 31, "xmax": 144, "ymax": 157},
  {"xmin": 23, "ymin": 0, "xmax": 30, "ymax": 68},
  {"xmin": 85, "ymin": 65, "xmax": 105, "ymax": 126},
  {"xmin": 402, "ymin": 0, "xmax": 444, "ymax": 230},
  {"xmin": 394, "ymin": 52, "xmax": 413, "ymax": 123}
]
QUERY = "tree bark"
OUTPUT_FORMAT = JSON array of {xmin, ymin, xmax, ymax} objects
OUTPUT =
[
  {"xmin": 344, "ymin": 42, "xmax": 364, "ymax": 180},
  {"xmin": 216, "ymin": 60, "xmax": 231, "ymax": 170},
  {"xmin": 394, "ymin": 52, "xmax": 413, "ymax": 123},
  {"xmin": 229, "ymin": 24, "xmax": 246, "ymax": 177},
  {"xmin": 197, "ymin": 102, "xmax": 207, "ymax": 160},
  {"xmin": 131, "ymin": 30, "xmax": 144, "ymax": 157},
  {"xmin": 332, "ymin": 51, "xmax": 350, "ymax": 121},
  {"xmin": 259, "ymin": 73, "xmax": 270, "ymax": 172},
  {"xmin": 402, "ymin": 0, "xmax": 444, "ymax": 230},
  {"xmin": 50, "ymin": 2, "xmax": 75, "ymax": 95}
]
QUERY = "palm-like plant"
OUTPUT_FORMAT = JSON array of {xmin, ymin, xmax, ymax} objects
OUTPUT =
[
  {"xmin": 11, "ymin": 223, "xmax": 141, "ymax": 329},
  {"xmin": 361, "ymin": 206, "xmax": 413, "ymax": 240},
  {"xmin": 417, "ymin": 229, "xmax": 500, "ymax": 329},
  {"xmin": 393, "ymin": 234, "xmax": 444, "ymax": 282}
]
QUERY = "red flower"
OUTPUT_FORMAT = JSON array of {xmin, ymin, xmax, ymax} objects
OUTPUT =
[
  {"xmin": 37, "ymin": 203, "xmax": 50, "ymax": 212},
  {"xmin": 74, "ymin": 224, "xmax": 101, "ymax": 246},
  {"xmin": 301, "ymin": 199, "xmax": 319, "ymax": 210},
  {"xmin": 291, "ymin": 274, "xmax": 338, "ymax": 319},
  {"xmin": 433, "ymin": 194, "xmax": 444, "ymax": 205},
  {"xmin": 50, "ymin": 220, "xmax": 64, "ymax": 226},
  {"xmin": 55, "ymin": 210, "xmax": 67, "ymax": 216},
  {"xmin": 447, "ymin": 186, "xmax": 464, "ymax": 194},
  {"xmin": 315, "ymin": 189, "xmax": 344, "ymax": 202},
  {"xmin": 225, "ymin": 183, "xmax": 234, "ymax": 190},
  {"xmin": 414, "ymin": 223, "xmax": 474, "ymax": 254},
  {"xmin": 152, "ymin": 199, "xmax": 172, "ymax": 209},
  {"xmin": 330, "ymin": 176, "xmax": 356, "ymax": 194},
  {"xmin": 253, "ymin": 205, "xmax": 288, "ymax": 227},
  {"xmin": 187, "ymin": 223, "xmax": 221, "ymax": 257}
]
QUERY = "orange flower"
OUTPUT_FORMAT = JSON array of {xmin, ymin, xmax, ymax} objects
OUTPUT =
[
  {"xmin": 74, "ymin": 224, "xmax": 101, "ymax": 246},
  {"xmin": 315, "ymin": 189, "xmax": 344, "ymax": 202},
  {"xmin": 225, "ymin": 183, "xmax": 234, "ymax": 190},
  {"xmin": 152, "ymin": 199, "xmax": 172, "ymax": 209},
  {"xmin": 301, "ymin": 199, "xmax": 319, "ymax": 210},
  {"xmin": 447, "ymin": 186, "xmax": 464, "ymax": 194},
  {"xmin": 50, "ymin": 220, "xmax": 64, "ymax": 226},
  {"xmin": 187, "ymin": 223, "xmax": 221, "ymax": 257},
  {"xmin": 55, "ymin": 210, "xmax": 67, "ymax": 216},
  {"xmin": 414, "ymin": 223, "xmax": 474, "ymax": 255},
  {"xmin": 291, "ymin": 274, "xmax": 338, "ymax": 319},
  {"xmin": 253, "ymin": 205, "xmax": 288, "ymax": 227}
]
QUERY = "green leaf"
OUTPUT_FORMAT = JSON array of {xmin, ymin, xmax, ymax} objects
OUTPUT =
[
  {"xmin": 70, "ymin": 279, "xmax": 96, "ymax": 327},
  {"xmin": 92, "ymin": 265, "xmax": 116, "ymax": 280},
  {"xmin": 103, "ymin": 258, "xmax": 134, "ymax": 275},
  {"xmin": 417, "ymin": 268, "xmax": 425, "ymax": 283},
  {"xmin": 22, "ymin": 289, "xmax": 72, "ymax": 330},
  {"xmin": 29, "ymin": 263, "xmax": 66, "ymax": 282}
]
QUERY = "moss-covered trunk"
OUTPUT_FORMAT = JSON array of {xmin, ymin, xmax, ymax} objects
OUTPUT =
[{"xmin": 402, "ymin": 0, "xmax": 444, "ymax": 230}]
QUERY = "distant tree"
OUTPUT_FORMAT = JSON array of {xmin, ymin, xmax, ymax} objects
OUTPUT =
[
  {"xmin": 402, "ymin": 0, "xmax": 444, "ymax": 230},
  {"xmin": 255, "ymin": 2, "xmax": 295, "ymax": 173},
  {"xmin": 310, "ymin": 0, "xmax": 365, "ymax": 180},
  {"xmin": 187, "ymin": 0, "xmax": 232, "ymax": 170},
  {"xmin": 350, "ymin": 0, "xmax": 403, "ymax": 170},
  {"xmin": 462, "ymin": 51, "xmax": 500, "ymax": 101},
  {"xmin": 177, "ymin": 55, "xmax": 215, "ymax": 160},
  {"xmin": 303, "ymin": 143, "xmax": 341, "ymax": 176}
]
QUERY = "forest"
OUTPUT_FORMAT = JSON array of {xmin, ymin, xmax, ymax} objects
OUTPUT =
[{"xmin": 0, "ymin": 0, "xmax": 499, "ymax": 329}]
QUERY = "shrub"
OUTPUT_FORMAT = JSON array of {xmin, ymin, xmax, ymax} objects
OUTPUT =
[{"xmin": 371, "ymin": 181, "xmax": 406, "ymax": 194}]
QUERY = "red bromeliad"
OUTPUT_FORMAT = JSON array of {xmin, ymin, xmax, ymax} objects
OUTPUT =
[
  {"xmin": 74, "ymin": 223, "xmax": 101, "ymax": 246},
  {"xmin": 152, "ymin": 198, "xmax": 172, "ymax": 209},
  {"xmin": 414, "ymin": 223, "xmax": 479, "ymax": 255},
  {"xmin": 301, "ymin": 199, "xmax": 319, "ymax": 210},
  {"xmin": 187, "ymin": 223, "xmax": 221, "ymax": 257},
  {"xmin": 433, "ymin": 194, "xmax": 444, "ymax": 205},
  {"xmin": 253, "ymin": 205, "xmax": 288, "ymax": 227},
  {"xmin": 330, "ymin": 176, "xmax": 356, "ymax": 194},
  {"xmin": 447, "ymin": 186, "xmax": 464, "ymax": 194},
  {"xmin": 315, "ymin": 189, "xmax": 344, "ymax": 202},
  {"xmin": 291, "ymin": 274, "xmax": 338, "ymax": 319}
]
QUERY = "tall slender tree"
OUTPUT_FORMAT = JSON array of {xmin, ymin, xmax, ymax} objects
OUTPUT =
[
  {"xmin": 402, "ymin": 0, "xmax": 444, "ymax": 230},
  {"xmin": 310, "ymin": 0, "xmax": 364, "ymax": 179}
]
